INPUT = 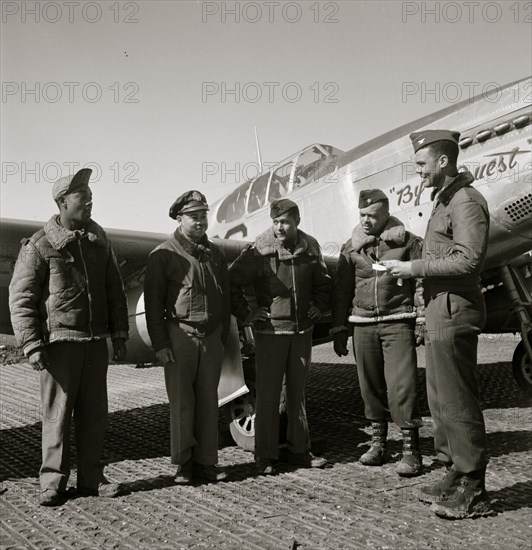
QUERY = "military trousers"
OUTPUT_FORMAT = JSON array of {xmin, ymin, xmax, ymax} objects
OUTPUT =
[
  {"xmin": 425, "ymin": 290, "xmax": 488, "ymax": 473},
  {"xmin": 254, "ymin": 330, "xmax": 312, "ymax": 459},
  {"xmin": 165, "ymin": 322, "xmax": 223, "ymax": 466},
  {"xmin": 40, "ymin": 339, "xmax": 109, "ymax": 492},
  {"xmin": 352, "ymin": 319, "xmax": 422, "ymax": 428}
]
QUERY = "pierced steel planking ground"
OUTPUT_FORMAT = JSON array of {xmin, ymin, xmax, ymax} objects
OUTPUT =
[{"xmin": 1, "ymin": 334, "xmax": 531, "ymax": 550}]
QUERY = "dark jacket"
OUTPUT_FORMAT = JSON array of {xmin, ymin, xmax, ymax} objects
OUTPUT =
[
  {"xmin": 229, "ymin": 227, "xmax": 331, "ymax": 334},
  {"xmin": 411, "ymin": 171, "xmax": 489, "ymax": 295},
  {"xmin": 9, "ymin": 215, "xmax": 129, "ymax": 356},
  {"xmin": 143, "ymin": 228, "xmax": 230, "ymax": 351},
  {"xmin": 332, "ymin": 216, "xmax": 424, "ymax": 327}
]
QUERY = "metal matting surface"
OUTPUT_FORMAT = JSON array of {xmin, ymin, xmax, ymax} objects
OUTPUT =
[{"xmin": 1, "ymin": 335, "xmax": 531, "ymax": 550}]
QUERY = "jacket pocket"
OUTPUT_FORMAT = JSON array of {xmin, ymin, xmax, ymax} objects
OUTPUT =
[
  {"xmin": 58, "ymin": 286, "xmax": 82, "ymax": 301},
  {"xmin": 49, "ymin": 257, "xmax": 83, "ymax": 296},
  {"xmin": 270, "ymin": 295, "xmax": 292, "ymax": 319},
  {"xmin": 173, "ymin": 287, "xmax": 192, "ymax": 318},
  {"xmin": 445, "ymin": 292, "xmax": 453, "ymax": 319}
]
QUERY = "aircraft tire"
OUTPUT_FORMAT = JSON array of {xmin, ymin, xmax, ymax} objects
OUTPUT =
[
  {"xmin": 512, "ymin": 339, "xmax": 532, "ymax": 397},
  {"xmin": 227, "ymin": 361, "xmax": 290, "ymax": 451},
  {"xmin": 228, "ymin": 379, "xmax": 256, "ymax": 452}
]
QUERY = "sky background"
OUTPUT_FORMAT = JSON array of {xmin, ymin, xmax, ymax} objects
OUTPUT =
[{"xmin": 1, "ymin": 0, "xmax": 531, "ymax": 234}]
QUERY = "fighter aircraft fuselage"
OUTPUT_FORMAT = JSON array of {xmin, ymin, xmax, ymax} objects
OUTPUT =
[{"xmin": 208, "ymin": 78, "xmax": 532, "ymax": 275}]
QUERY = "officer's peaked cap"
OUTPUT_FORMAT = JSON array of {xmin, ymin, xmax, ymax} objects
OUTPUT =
[{"xmin": 169, "ymin": 190, "xmax": 209, "ymax": 219}]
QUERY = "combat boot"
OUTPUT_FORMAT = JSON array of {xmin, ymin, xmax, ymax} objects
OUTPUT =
[
  {"xmin": 431, "ymin": 469, "xmax": 493, "ymax": 519},
  {"xmin": 359, "ymin": 422, "xmax": 387, "ymax": 466},
  {"xmin": 418, "ymin": 465, "xmax": 461, "ymax": 504},
  {"xmin": 396, "ymin": 428, "xmax": 422, "ymax": 477}
]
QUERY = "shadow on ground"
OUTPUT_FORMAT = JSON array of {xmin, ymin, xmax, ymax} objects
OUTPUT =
[{"xmin": 1, "ymin": 361, "xmax": 531, "ymax": 483}]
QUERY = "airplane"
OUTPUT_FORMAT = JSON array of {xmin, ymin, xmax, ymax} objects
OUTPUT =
[
  {"xmin": 206, "ymin": 75, "xmax": 532, "ymax": 446},
  {"xmin": 1, "ymin": 76, "xmax": 531, "ymax": 452}
]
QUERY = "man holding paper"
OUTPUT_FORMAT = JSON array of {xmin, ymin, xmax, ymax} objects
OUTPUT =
[
  {"xmin": 382, "ymin": 130, "xmax": 491, "ymax": 519},
  {"xmin": 331, "ymin": 189, "xmax": 425, "ymax": 477}
]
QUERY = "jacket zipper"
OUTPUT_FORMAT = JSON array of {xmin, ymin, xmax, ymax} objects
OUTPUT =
[
  {"xmin": 291, "ymin": 258, "xmax": 299, "ymax": 332},
  {"xmin": 202, "ymin": 261, "xmax": 208, "ymax": 322},
  {"xmin": 78, "ymin": 239, "xmax": 93, "ymax": 338},
  {"xmin": 374, "ymin": 243, "xmax": 380, "ymax": 318}
]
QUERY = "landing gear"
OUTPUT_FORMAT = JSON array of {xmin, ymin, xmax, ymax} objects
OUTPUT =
[
  {"xmin": 499, "ymin": 261, "xmax": 532, "ymax": 395},
  {"xmin": 229, "ymin": 379, "xmax": 256, "ymax": 452},
  {"xmin": 227, "ymin": 355, "xmax": 289, "ymax": 451},
  {"xmin": 228, "ymin": 356, "xmax": 256, "ymax": 451},
  {"xmin": 512, "ymin": 339, "xmax": 532, "ymax": 396}
]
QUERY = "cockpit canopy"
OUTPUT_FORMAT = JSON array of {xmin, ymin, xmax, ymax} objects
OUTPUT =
[{"xmin": 216, "ymin": 144, "xmax": 343, "ymax": 224}]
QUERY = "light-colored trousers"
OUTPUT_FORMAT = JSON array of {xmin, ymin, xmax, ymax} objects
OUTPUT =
[
  {"xmin": 40, "ymin": 339, "xmax": 108, "ymax": 492},
  {"xmin": 254, "ymin": 331, "xmax": 312, "ymax": 459},
  {"xmin": 165, "ymin": 322, "xmax": 223, "ymax": 466}
]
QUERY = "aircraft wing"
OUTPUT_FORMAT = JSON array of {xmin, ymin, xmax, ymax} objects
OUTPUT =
[
  {"xmin": 0, "ymin": 218, "xmax": 256, "ymax": 291},
  {"xmin": 0, "ymin": 218, "xmax": 253, "ymax": 406}
]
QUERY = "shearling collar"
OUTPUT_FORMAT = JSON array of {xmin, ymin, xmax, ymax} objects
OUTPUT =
[
  {"xmin": 254, "ymin": 226, "xmax": 319, "ymax": 260},
  {"xmin": 432, "ymin": 170, "xmax": 475, "ymax": 205},
  {"xmin": 44, "ymin": 215, "xmax": 107, "ymax": 250},
  {"xmin": 174, "ymin": 227, "xmax": 212, "ymax": 258},
  {"xmin": 351, "ymin": 216, "xmax": 406, "ymax": 253}
]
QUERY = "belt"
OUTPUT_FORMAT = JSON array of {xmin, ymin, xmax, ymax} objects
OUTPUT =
[
  {"xmin": 170, "ymin": 319, "xmax": 209, "ymax": 337},
  {"xmin": 425, "ymin": 288, "xmax": 480, "ymax": 301}
]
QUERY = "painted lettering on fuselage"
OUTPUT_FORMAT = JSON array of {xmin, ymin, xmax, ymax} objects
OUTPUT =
[
  {"xmin": 466, "ymin": 147, "xmax": 529, "ymax": 182},
  {"xmin": 391, "ymin": 147, "xmax": 530, "ymax": 207}
]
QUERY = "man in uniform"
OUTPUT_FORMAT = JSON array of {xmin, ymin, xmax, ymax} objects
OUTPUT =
[
  {"xmin": 332, "ymin": 189, "xmax": 424, "ymax": 477},
  {"xmin": 144, "ymin": 191, "xmax": 229, "ymax": 484},
  {"xmin": 383, "ymin": 130, "xmax": 492, "ymax": 519},
  {"xmin": 229, "ymin": 199, "xmax": 331, "ymax": 474},
  {"xmin": 9, "ymin": 168, "xmax": 129, "ymax": 506}
]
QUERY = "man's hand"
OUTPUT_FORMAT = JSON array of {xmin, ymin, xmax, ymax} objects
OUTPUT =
[
  {"xmin": 381, "ymin": 259, "xmax": 414, "ymax": 280},
  {"xmin": 28, "ymin": 349, "xmax": 48, "ymax": 371},
  {"xmin": 415, "ymin": 321, "xmax": 425, "ymax": 346},
  {"xmin": 308, "ymin": 304, "xmax": 321, "ymax": 321},
  {"xmin": 112, "ymin": 338, "xmax": 127, "ymax": 362},
  {"xmin": 245, "ymin": 306, "xmax": 271, "ymax": 325},
  {"xmin": 333, "ymin": 331, "xmax": 349, "ymax": 357},
  {"xmin": 156, "ymin": 347, "xmax": 175, "ymax": 365}
]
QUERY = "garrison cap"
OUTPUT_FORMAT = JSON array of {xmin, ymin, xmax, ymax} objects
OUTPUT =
[
  {"xmin": 52, "ymin": 168, "xmax": 92, "ymax": 201},
  {"xmin": 270, "ymin": 198, "xmax": 299, "ymax": 219},
  {"xmin": 169, "ymin": 190, "xmax": 209, "ymax": 219},
  {"xmin": 409, "ymin": 129, "xmax": 460, "ymax": 153},
  {"xmin": 358, "ymin": 189, "xmax": 388, "ymax": 209}
]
